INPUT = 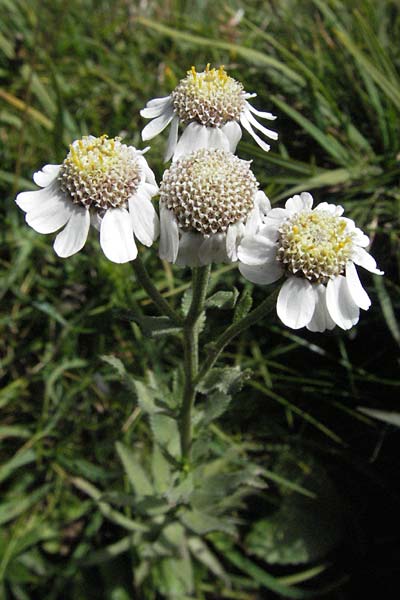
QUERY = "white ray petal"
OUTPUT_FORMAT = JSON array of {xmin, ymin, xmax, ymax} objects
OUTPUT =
[
  {"xmin": 285, "ymin": 192, "xmax": 313, "ymax": 213},
  {"xmin": 352, "ymin": 227, "xmax": 370, "ymax": 248},
  {"xmin": 238, "ymin": 234, "xmax": 277, "ymax": 266},
  {"xmin": 239, "ymin": 112, "xmax": 271, "ymax": 152},
  {"xmin": 220, "ymin": 121, "xmax": 242, "ymax": 152},
  {"xmin": 199, "ymin": 233, "xmax": 229, "ymax": 265},
  {"xmin": 129, "ymin": 193, "xmax": 159, "ymax": 246},
  {"xmin": 159, "ymin": 205, "xmax": 179, "ymax": 263},
  {"xmin": 307, "ymin": 284, "xmax": 336, "ymax": 332},
  {"xmin": 314, "ymin": 202, "xmax": 344, "ymax": 216},
  {"xmin": 254, "ymin": 190, "xmax": 271, "ymax": 215},
  {"xmin": 164, "ymin": 115, "xmax": 180, "ymax": 161},
  {"xmin": 226, "ymin": 222, "xmax": 245, "ymax": 261},
  {"xmin": 245, "ymin": 101, "xmax": 277, "ymax": 120},
  {"xmin": 277, "ymin": 277, "xmax": 316, "ymax": 329},
  {"xmin": 173, "ymin": 123, "xmax": 209, "ymax": 161},
  {"xmin": 25, "ymin": 189, "xmax": 73, "ymax": 234},
  {"xmin": 346, "ymin": 261, "xmax": 371, "ymax": 310},
  {"xmin": 16, "ymin": 180, "xmax": 60, "ymax": 212},
  {"xmin": 243, "ymin": 108, "xmax": 278, "ymax": 140},
  {"xmin": 239, "ymin": 262, "xmax": 283, "ymax": 285},
  {"xmin": 141, "ymin": 106, "xmax": 175, "ymax": 141},
  {"xmin": 258, "ymin": 223, "xmax": 280, "ymax": 243},
  {"xmin": 53, "ymin": 206, "xmax": 90, "ymax": 258},
  {"xmin": 140, "ymin": 97, "xmax": 173, "ymax": 118},
  {"xmin": 136, "ymin": 155, "xmax": 158, "ymax": 188},
  {"xmin": 33, "ymin": 164, "xmax": 61, "ymax": 187},
  {"xmin": 176, "ymin": 232, "xmax": 203, "ymax": 267},
  {"xmin": 144, "ymin": 95, "xmax": 172, "ymax": 108},
  {"xmin": 263, "ymin": 208, "xmax": 288, "ymax": 229},
  {"xmin": 351, "ymin": 246, "xmax": 384, "ymax": 275},
  {"xmin": 206, "ymin": 126, "xmax": 230, "ymax": 151},
  {"xmin": 326, "ymin": 275, "xmax": 360, "ymax": 330},
  {"xmin": 100, "ymin": 208, "xmax": 137, "ymax": 263}
]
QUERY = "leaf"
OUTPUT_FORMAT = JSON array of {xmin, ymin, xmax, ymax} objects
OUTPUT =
[
  {"xmin": 181, "ymin": 288, "xmax": 192, "ymax": 316},
  {"xmin": 71, "ymin": 477, "xmax": 148, "ymax": 533},
  {"xmin": 152, "ymin": 443, "xmax": 173, "ymax": 494},
  {"xmin": 134, "ymin": 315, "xmax": 182, "ymax": 337},
  {"xmin": 149, "ymin": 414, "xmax": 180, "ymax": 459},
  {"xmin": 0, "ymin": 426, "xmax": 30, "ymax": 441},
  {"xmin": 205, "ymin": 289, "xmax": 239, "ymax": 310},
  {"xmin": 374, "ymin": 276, "xmax": 400, "ymax": 346},
  {"xmin": 357, "ymin": 407, "xmax": 400, "ymax": 427},
  {"xmin": 0, "ymin": 485, "xmax": 51, "ymax": 526},
  {"xmin": 213, "ymin": 539, "xmax": 328, "ymax": 599},
  {"xmin": 136, "ymin": 17, "xmax": 306, "ymax": 85},
  {"xmin": 246, "ymin": 454, "xmax": 342, "ymax": 565},
  {"xmin": 83, "ymin": 535, "xmax": 134, "ymax": 566},
  {"xmin": 133, "ymin": 379, "xmax": 159, "ymax": 415},
  {"xmin": 101, "ymin": 354, "xmax": 128, "ymax": 379},
  {"xmin": 201, "ymin": 391, "xmax": 232, "ymax": 425},
  {"xmin": 154, "ymin": 523, "xmax": 194, "ymax": 597},
  {"xmin": 197, "ymin": 366, "xmax": 249, "ymax": 395},
  {"xmin": 270, "ymin": 95, "xmax": 351, "ymax": 165},
  {"xmin": 0, "ymin": 449, "xmax": 36, "ymax": 485},
  {"xmin": 187, "ymin": 537, "xmax": 230, "ymax": 585},
  {"xmin": 233, "ymin": 287, "xmax": 253, "ymax": 323},
  {"xmin": 180, "ymin": 509, "xmax": 236, "ymax": 536},
  {"xmin": 115, "ymin": 442, "xmax": 153, "ymax": 497}
]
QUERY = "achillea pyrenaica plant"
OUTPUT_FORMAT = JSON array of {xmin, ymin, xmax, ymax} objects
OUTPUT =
[{"xmin": 14, "ymin": 64, "xmax": 384, "ymax": 598}]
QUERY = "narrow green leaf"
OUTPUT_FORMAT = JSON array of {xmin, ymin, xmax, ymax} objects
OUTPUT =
[
  {"xmin": 233, "ymin": 288, "xmax": 253, "ymax": 323},
  {"xmin": 205, "ymin": 289, "xmax": 239, "ymax": 310},
  {"xmin": 0, "ymin": 485, "xmax": 50, "ymax": 526},
  {"xmin": 115, "ymin": 442, "xmax": 153, "ymax": 497},
  {"xmin": 181, "ymin": 509, "xmax": 236, "ymax": 536},
  {"xmin": 374, "ymin": 276, "xmax": 400, "ymax": 346},
  {"xmin": 0, "ymin": 449, "xmax": 36, "ymax": 485},
  {"xmin": 136, "ymin": 17, "xmax": 306, "ymax": 85}
]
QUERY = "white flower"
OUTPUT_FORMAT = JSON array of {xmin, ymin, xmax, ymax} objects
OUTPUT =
[
  {"xmin": 141, "ymin": 64, "xmax": 278, "ymax": 161},
  {"xmin": 158, "ymin": 148, "xmax": 270, "ymax": 266},
  {"xmin": 237, "ymin": 192, "xmax": 384, "ymax": 332},
  {"xmin": 15, "ymin": 135, "xmax": 159, "ymax": 263}
]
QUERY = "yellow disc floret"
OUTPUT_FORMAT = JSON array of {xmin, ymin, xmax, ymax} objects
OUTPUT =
[
  {"xmin": 277, "ymin": 210, "xmax": 354, "ymax": 283},
  {"xmin": 59, "ymin": 135, "xmax": 141, "ymax": 210},
  {"xmin": 171, "ymin": 64, "xmax": 245, "ymax": 127}
]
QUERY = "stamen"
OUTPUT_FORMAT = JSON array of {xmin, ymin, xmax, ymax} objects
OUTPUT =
[
  {"xmin": 277, "ymin": 210, "xmax": 354, "ymax": 283},
  {"xmin": 171, "ymin": 65, "xmax": 245, "ymax": 127},
  {"xmin": 58, "ymin": 136, "xmax": 141, "ymax": 211}
]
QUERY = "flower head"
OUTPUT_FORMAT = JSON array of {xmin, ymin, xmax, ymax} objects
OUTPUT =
[
  {"xmin": 159, "ymin": 148, "xmax": 270, "ymax": 266},
  {"xmin": 238, "ymin": 192, "xmax": 383, "ymax": 331},
  {"xmin": 141, "ymin": 64, "xmax": 278, "ymax": 161},
  {"xmin": 15, "ymin": 135, "xmax": 159, "ymax": 263}
]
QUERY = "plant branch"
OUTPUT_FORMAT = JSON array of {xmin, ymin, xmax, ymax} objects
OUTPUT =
[
  {"xmin": 195, "ymin": 286, "xmax": 279, "ymax": 385},
  {"xmin": 180, "ymin": 265, "xmax": 211, "ymax": 463},
  {"xmin": 131, "ymin": 254, "xmax": 183, "ymax": 325}
]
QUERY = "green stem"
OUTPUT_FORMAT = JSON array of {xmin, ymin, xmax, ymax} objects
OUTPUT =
[
  {"xmin": 131, "ymin": 255, "xmax": 183, "ymax": 325},
  {"xmin": 180, "ymin": 266, "xmax": 211, "ymax": 463},
  {"xmin": 195, "ymin": 286, "xmax": 279, "ymax": 385}
]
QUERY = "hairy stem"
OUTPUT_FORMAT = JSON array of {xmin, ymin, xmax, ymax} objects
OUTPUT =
[
  {"xmin": 180, "ymin": 265, "xmax": 211, "ymax": 463},
  {"xmin": 195, "ymin": 286, "xmax": 279, "ymax": 385},
  {"xmin": 131, "ymin": 255, "xmax": 183, "ymax": 325}
]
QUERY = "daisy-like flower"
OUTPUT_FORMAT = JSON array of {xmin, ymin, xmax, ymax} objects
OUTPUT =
[
  {"xmin": 141, "ymin": 64, "xmax": 278, "ymax": 161},
  {"xmin": 159, "ymin": 148, "xmax": 270, "ymax": 266},
  {"xmin": 237, "ymin": 192, "xmax": 383, "ymax": 332},
  {"xmin": 15, "ymin": 135, "xmax": 159, "ymax": 263}
]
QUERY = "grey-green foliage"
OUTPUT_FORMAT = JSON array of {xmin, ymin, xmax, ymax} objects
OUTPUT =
[{"xmin": 246, "ymin": 452, "xmax": 343, "ymax": 565}]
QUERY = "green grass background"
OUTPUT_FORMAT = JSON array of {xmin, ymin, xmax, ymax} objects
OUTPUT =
[{"xmin": 1, "ymin": 0, "xmax": 399, "ymax": 598}]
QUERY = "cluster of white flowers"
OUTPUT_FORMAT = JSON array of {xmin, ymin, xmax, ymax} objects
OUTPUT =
[{"xmin": 15, "ymin": 64, "xmax": 382, "ymax": 332}]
